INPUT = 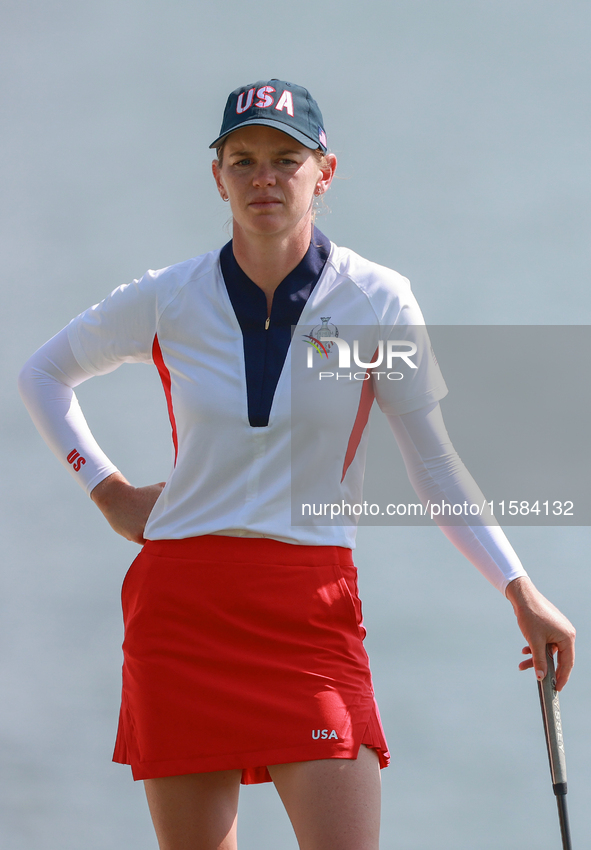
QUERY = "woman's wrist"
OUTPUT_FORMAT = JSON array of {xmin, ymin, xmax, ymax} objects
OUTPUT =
[
  {"xmin": 90, "ymin": 471, "xmax": 133, "ymax": 510},
  {"xmin": 505, "ymin": 575, "xmax": 534, "ymax": 606}
]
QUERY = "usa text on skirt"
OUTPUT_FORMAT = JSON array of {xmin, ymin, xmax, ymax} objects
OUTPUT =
[{"xmin": 113, "ymin": 535, "xmax": 390, "ymax": 783}]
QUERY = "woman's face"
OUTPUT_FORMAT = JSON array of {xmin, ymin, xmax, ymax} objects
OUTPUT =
[{"xmin": 212, "ymin": 125, "xmax": 336, "ymax": 242}]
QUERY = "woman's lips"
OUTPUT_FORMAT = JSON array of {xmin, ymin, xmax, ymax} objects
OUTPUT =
[{"xmin": 248, "ymin": 197, "xmax": 281, "ymax": 208}]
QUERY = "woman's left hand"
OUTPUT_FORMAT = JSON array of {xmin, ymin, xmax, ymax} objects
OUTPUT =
[{"xmin": 505, "ymin": 576, "xmax": 575, "ymax": 691}]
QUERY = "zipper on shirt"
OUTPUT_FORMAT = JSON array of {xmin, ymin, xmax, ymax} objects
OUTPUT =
[{"xmin": 265, "ymin": 317, "xmax": 270, "ymax": 330}]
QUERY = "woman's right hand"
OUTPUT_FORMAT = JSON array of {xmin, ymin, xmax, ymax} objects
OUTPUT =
[{"xmin": 90, "ymin": 472, "xmax": 165, "ymax": 544}]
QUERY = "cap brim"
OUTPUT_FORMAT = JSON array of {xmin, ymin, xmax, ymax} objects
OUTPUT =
[{"xmin": 209, "ymin": 119, "xmax": 325, "ymax": 152}]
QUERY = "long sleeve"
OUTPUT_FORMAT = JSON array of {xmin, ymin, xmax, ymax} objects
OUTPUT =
[
  {"xmin": 386, "ymin": 402, "xmax": 528, "ymax": 594},
  {"xmin": 18, "ymin": 328, "xmax": 120, "ymax": 495}
]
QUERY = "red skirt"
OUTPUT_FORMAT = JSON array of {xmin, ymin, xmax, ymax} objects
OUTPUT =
[{"xmin": 112, "ymin": 535, "xmax": 390, "ymax": 783}]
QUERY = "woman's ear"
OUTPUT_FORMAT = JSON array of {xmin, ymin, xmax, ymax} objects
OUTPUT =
[
  {"xmin": 316, "ymin": 153, "xmax": 337, "ymax": 196},
  {"xmin": 212, "ymin": 159, "xmax": 228, "ymax": 202}
]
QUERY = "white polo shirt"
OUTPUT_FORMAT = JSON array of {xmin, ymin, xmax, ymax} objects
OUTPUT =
[{"xmin": 66, "ymin": 236, "xmax": 447, "ymax": 547}]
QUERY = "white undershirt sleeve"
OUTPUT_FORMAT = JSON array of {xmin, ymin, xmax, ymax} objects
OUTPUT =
[
  {"xmin": 386, "ymin": 402, "xmax": 528, "ymax": 594},
  {"xmin": 18, "ymin": 328, "xmax": 120, "ymax": 495}
]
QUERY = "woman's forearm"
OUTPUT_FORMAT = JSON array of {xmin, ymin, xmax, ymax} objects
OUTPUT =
[{"xmin": 18, "ymin": 327, "xmax": 119, "ymax": 494}]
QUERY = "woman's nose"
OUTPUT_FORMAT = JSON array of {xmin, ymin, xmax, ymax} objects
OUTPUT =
[{"xmin": 252, "ymin": 163, "xmax": 276, "ymax": 186}]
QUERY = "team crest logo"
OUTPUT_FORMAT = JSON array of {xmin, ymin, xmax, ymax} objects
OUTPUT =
[
  {"xmin": 318, "ymin": 127, "xmax": 327, "ymax": 147},
  {"xmin": 303, "ymin": 317, "xmax": 339, "ymax": 359}
]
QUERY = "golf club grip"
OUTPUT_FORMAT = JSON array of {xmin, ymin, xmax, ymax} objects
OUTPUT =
[{"xmin": 538, "ymin": 646, "xmax": 568, "ymax": 795}]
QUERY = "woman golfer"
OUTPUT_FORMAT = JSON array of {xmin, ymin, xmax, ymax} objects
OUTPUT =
[{"xmin": 19, "ymin": 79, "xmax": 575, "ymax": 850}]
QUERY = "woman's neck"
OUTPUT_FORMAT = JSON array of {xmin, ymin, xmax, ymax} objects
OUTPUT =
[{"xmin": 231, "ymin": 220, "xmax": 313, "ymax": 313}]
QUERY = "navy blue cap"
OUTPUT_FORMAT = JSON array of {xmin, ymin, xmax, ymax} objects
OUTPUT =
[{"xmin": 209, "ymin": 79, "xmax": 328, "ymax": 152}]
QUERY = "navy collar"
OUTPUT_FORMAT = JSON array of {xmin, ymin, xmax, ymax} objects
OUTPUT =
[
  {"xmin": 220, "ymin": 226, "xmax": 331, "ymax": 427},
  {"xmin": 220, "ymin": 226, "xmax": 331, "ymax": 331}
]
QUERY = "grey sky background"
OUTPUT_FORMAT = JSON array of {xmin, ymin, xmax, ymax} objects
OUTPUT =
[{"xmin": 2, "ymin": 1, "xmax": 590, "ymax": 848}]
